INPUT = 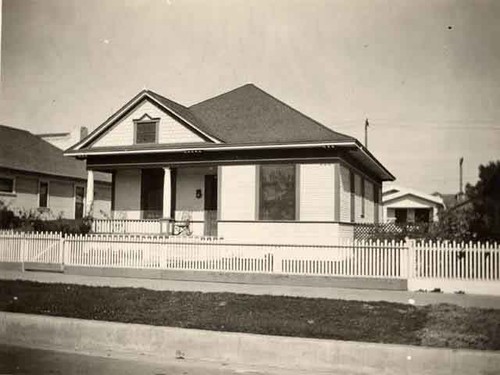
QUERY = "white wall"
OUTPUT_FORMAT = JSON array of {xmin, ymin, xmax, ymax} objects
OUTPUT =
[
  {"xmin": 113, "ymin": 169, "xmax": 141, "ymax": 219},
  {"xmin": 92, "ymin": 100, "xmax": 205, "ymax": 148},
  {"xmin": 93, "ymin": 184, "xmax": 112, "ymax": 219},
  {"xmin": 48, "ymin": 180, "xmax": 74, "ymax": 218},
  {"xmin": 299, "ymin": 164, "xmax": 335, "ymax": 221},
  {"xmin": 219, "ymin": 165, "xmax": 256, "ymax": 221},
  {"xmin": 365, "ymin": 180, "xmax": 375, "ymax": 223},
  {"xmin": 339, "ymin": 164, "xmax": 351, "ymax": 222}
]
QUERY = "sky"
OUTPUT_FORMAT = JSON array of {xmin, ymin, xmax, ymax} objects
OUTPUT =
[{"xmin": 0, "ymin": 0, "xmax": 499, "ymax": 193}]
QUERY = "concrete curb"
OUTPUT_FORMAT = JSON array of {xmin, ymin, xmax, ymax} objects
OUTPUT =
[{"xmin": 1, "ymin": 312, "xmax": 499, "ymax": 374}]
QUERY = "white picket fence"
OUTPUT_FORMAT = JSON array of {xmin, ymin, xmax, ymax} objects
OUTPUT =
[
  {"xmin": 63, "ymin": 235, "xmax": 407, "ymax": 278},
  {"xmin": 0, "ymin": 232, "xmax": 62, "ymax": 264},
  {"xmin": 1, "ymin": 232, "xmax": 500, "ymax": 294}
]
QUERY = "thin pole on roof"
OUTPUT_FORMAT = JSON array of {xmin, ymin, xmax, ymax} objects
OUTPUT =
[{"xmin": 364, "ymin": 118, "xmax": 369, "ymax": 148}]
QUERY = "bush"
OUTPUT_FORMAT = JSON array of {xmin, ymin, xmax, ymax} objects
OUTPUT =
[
  {"xmin": 29, "ymin": 218, "xmax": 92, "ymax": 235},
  {"xmin": 0, "ymin": 201, "xmax": 20, "ymax": 229},
  {"xmin": 0, "ymin": 201, "xmax": 92, "ymax": 234}
]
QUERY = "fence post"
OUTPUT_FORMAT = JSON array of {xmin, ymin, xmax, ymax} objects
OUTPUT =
[
  {"xmin": 405, "ymin": 237, "xmax": 415, "ymax": 280},
  {"xmin": 59, "ymin": 233, "xmax": 65, "ymax": 269},
  {"xmin": 21, "ymin": 232, "xmax": 26, "ymax": 272},
  {"xmin": 272, "ymin": 247, "xmax": 281, "ymax": 274}
]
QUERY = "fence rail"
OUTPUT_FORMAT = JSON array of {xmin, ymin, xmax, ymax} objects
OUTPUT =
[{"xmin": 1, "ymin": 232, "xmax": 500, "ymax": 289}]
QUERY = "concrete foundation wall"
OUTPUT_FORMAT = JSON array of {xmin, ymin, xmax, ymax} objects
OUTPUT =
[{"xmin": 218, "ymin": 222, "xmax": 354, "ymax": 245}]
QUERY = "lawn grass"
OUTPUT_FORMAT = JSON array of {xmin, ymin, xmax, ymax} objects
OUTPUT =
[{"xmin": 1, "ymin": 280, "xmax": 499, "ymax": 350}]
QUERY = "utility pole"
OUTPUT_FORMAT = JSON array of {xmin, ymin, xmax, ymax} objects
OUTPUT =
[
  {"xmin": 364, "ymin": 118, "xmax": 369, "ymax": 148},
  {"xmin": 459, "ymin": 157, "xmax": 464, "ymax": 195}
]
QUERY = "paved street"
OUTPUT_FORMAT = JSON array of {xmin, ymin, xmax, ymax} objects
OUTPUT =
[{"xmin": 0, "ymin": 345, "xmax": 348, "ymax": 375}]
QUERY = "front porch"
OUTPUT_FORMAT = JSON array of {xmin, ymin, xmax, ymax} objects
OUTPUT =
[{"xmin": 86, "ymin": 165, "xmax": 218, "ymax": 237}]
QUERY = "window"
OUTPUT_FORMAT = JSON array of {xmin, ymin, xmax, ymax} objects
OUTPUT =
[
  {"xmin": 39, "ymin": 181, "xmax": 49, "ymax": 208},
  {"xmin": 0, "ymin": 177, "xmax": 15, "ymax": 194},
  {"xmin": 135, "ymin": 121, "xmax": 157, "ymax": 144},
  {"xmin": 259, "ymin": 164, "xmax": 297, "ymax": 221}
]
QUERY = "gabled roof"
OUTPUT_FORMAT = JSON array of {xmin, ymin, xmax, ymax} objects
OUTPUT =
[
  {"xmin": 383, "ymin": 185, "xmax": 444, "ymax": 206},
  {"xmin": 0, "ymin": 125, "xmax": 109, "ymax": 182},
  {"xmin": 189, "ymin": 84, "xmax": 356, "ymax": 144},
  {"xmin": 65, "ymin": 83, "xmax": 394, "ymax": 181},
  {"xmin": 69, "ymin": 90, "xmax": 222, "ymax": 151}
]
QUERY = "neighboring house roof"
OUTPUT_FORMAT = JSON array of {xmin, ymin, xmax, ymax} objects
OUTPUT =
[
  {"xmin": 382, "ymin": 185, "xmax": 445, "ymax": 207},
  {"xmin": 0, "ymin": 125, "xmax": 110, "ymax": 183},
  {"xmin": 432, "ymin": 192, "xmax": 468, "ymax": 210},
  {"xmin": 189, "ymin": 84, "xmax": 356, "ymax": 144}
]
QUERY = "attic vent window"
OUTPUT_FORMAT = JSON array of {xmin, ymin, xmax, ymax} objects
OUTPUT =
[{"xmin": 135, "ymin": 120, "xmax": 158, "ymax": 144}]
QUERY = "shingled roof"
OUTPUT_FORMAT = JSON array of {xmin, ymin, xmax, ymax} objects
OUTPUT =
[
  {"xmin": 189, "ymin": 84, "xmax": 355, "ymax": 144},
  {"xmin": 0, "ymin": 125, "xmax": 109, "ymax": 182}
]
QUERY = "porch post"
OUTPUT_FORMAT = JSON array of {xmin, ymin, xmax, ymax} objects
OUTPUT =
[
  {"xmin": 163, "ymin": 167, "xmax": 172, "ymax": 220},
  {"xmin": 85, "ymin": 169, "xmax": 94, "ymax": 216}
]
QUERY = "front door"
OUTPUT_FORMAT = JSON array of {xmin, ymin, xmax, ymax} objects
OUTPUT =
[
  {"xmin": 141, "ymin": 169, "xmax": 163, "ymax": 219},
  {"xmin": 204, "ymin": 174, "xmax": 218, "ymax": 236}
]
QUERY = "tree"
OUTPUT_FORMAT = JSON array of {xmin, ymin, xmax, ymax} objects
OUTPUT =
[
  {"xmin": 429, "ymin": 160, "xmax": 500, "ymax": 242},
  {"xmin": 465, "ymin": 160, "xmax": 500, "ymax": 241}
]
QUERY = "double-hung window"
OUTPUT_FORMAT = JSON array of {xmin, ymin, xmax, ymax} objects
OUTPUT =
[
  {"xmin": 258, "ymin": 164, "xmax": 297, "ymax": 221},
  {"xmin": 135, "ymin": 121, "xmax": 158, "ymax": 144},
  {"xmin": 0, "ymin": 177, "xmax": 15, "ymax": 194}
]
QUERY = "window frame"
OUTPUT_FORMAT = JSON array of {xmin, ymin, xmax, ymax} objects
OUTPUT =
[
  {"xmin": 0, "ymin": 176, "xmax": 16, "ymax": 195},
  {"xmin": 256, "ymin": 163, "xmax": 300, "ymax": 221},
  {"xmin": 74, "ymin": 184, "xmax": 86, "ymax": 219},
  {"xmin": 38, "ymin": 180, "xmax": 50, "ymax": 209},
  {"xmin": 134, "ymin": 117, "xmax": 160, "ymax": 145}
]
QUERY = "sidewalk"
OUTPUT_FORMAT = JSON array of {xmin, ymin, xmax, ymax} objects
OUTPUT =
[{"xmin": 2, "ymin": 270, "xmax": 500, "ymax": 309}]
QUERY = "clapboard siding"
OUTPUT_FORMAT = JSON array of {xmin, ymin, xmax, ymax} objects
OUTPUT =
[
  {"xmin": 364, "ymin": 179, "xmax": 375, "ymax": 223},
  {"xmin": 354, "ymin": 173, "xmax": 362, "ymax": 221},
  {"xmin": 113, "ymin": 169, "xmax": 141, "ymax": 219},
  {"xmin": 339, "ymin": 164, "xmax": 351, "ymax": 222},
  {"xmin": 92, "ymin": 100, "xmax": 206, "ymax": 148},
  {"xmin": 299, "ymin": 164, "xmax": 335, "ymax": 221},
  {"xmin": 174, "ymin": 168, "xmax": 206, "ymax": 222},
  {"xmin": 219, "ymin": 165, "xmax": 256, "ymax": 221}
]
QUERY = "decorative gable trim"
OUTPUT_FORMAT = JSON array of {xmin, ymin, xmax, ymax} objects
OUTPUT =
[{"xmin": 69, "ymin": 91, "xmax": 222, "ymax": 152}]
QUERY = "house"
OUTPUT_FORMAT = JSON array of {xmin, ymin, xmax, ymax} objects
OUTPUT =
[
  {"xmin": 382, "ymin": 184, "xmax": 444, "ymax": 224},
  {"xmin": 65, "ymin": 84, "xmax": 395, "ymax": 244},
  {"xmin": 0, "ymin": 125, "xmax": 111, "ymax": 219}
]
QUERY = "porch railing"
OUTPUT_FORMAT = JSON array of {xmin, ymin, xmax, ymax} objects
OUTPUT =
[{"xmin": 92, "ymin": 219, "xmax": 164, "ymax": 234}]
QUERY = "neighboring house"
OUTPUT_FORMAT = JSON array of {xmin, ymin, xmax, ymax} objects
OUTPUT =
[
  {"xmin": 0, "ymin": 125, "xmax": 111, "ymax": 220},
  {"xmin": 38, "ymin": 126, "xmax": 89, "ymax": 151},
  {"xmin": 382, "ymin": 184, "xmax": 444, "ymax": 224},
  {"xmin": 65, "ymin": 84, "xmax": 395, "ymax": 244}
]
